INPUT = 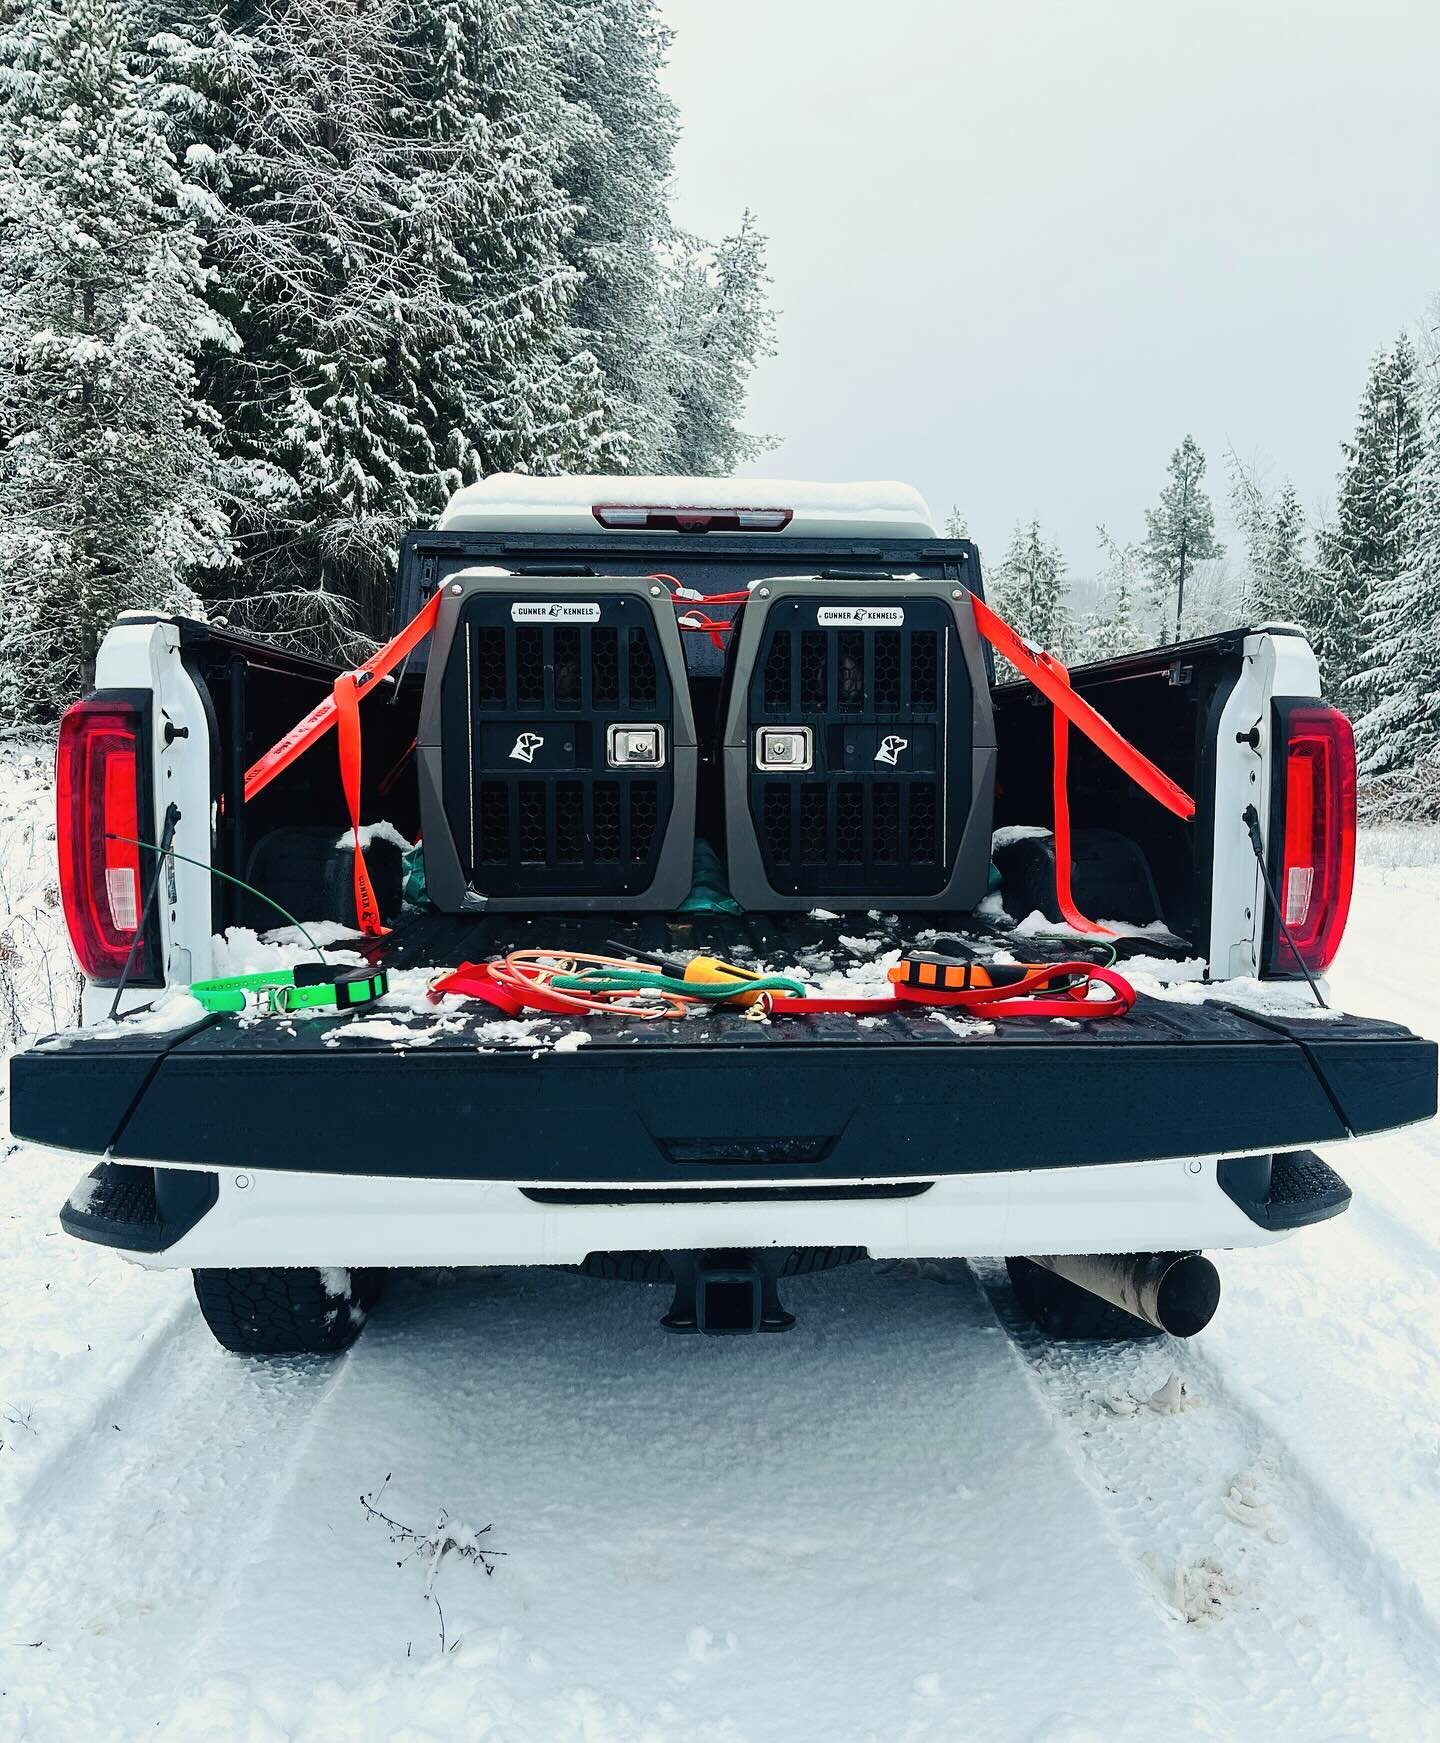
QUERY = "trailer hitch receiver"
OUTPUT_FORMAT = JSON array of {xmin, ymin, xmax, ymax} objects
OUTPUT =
[{"xmin": 661, "ymin": 1250, "xmax": 796, "ymax": 1335}]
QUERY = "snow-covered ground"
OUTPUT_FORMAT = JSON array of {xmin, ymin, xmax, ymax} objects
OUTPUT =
[{"xmin": 1, "ymin": 747, "xmax": 1438, "ymax": 1743}]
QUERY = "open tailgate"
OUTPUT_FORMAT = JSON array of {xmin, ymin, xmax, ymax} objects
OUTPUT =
[{"xmin": 11, "ymin": 993, "xmax": 1434, "ymax": 1184}]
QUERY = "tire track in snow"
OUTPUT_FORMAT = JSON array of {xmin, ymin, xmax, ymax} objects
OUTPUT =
[
  {"xmin": 3, "ymin": 1287, "xmax": 193, "ymax": 1526},
  {"xmin": 1342, "ymin": 1128, "xmax": 1440, "ymax": 1287},
  {"xmin": 65, "ymin": 1265, "xmax": 1234, "ymax": 1743},
  {"xmin": 1180, "ymin": 1331, "xmax": 1440, "ymax": 1698},
  {"xmin": 0, "ymin": 1308, "xmax": 350, "ymax": 1741},
  {"xmin": 169, "ymin": 1331, "xmax": 366, "ymax": 1691},
  {"xmin": 1198, "ymin": 1183, "xmax": 1440, "ymax": 1669},
  {"xmin": 976, "ymin": 1260, "xmax": 1440, "ymax": 1741}
]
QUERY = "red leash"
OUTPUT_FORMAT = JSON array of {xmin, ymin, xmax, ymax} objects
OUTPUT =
[
  {"xmin": 430, "ymin": 962, "xmax": 573, "ymax": 1018},
  {"xmin": 764, "ymin": 961, "xmax": 1136, "ymax": 1021}
]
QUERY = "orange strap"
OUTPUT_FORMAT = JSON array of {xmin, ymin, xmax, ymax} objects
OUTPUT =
[
  {"xmin": 333, "ymin": 672, "xmax": 387, "ymax": 936},
  {"xmin": 431, "ymin": 962, "xmax": 561, "ymax": 1017},
  {"xmin": 1047, "ymin": 661, "xmax": 1105, "ymax": 935},
  {"xmin": 969, "ymin": 595, "xmax": 1195, "ymax": 822},
  {"xmin": 243, "ymin": 588, "xmax": 444, "ymax": 805},
  {"xmin": 242, "ymin": 590, "xmax": 442, "ymax": 939},
  {"xmin": 968, "ymin": 593, "xmax": 1195, "ymax": 937}
]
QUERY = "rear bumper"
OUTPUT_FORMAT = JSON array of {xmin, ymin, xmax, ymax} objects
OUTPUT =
[{"xmin": 62, "ymin": 1150, "xmax": 1349, "ymax": 1270}]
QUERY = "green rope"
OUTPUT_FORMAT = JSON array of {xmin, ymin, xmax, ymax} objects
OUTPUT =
[{"xmin": 552, "ymin": 967, "xmax": 806, "ymax": 1001}]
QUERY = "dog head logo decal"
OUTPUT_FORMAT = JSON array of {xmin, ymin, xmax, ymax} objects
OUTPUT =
[
  {"xmin": 509, "ymin": 732, "xmax": 544, "ymax": 764},
  {"xmin": 875, "ymin": 735, "xmax": 909, "ymax": 767}
]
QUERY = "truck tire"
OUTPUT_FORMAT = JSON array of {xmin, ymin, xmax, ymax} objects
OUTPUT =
[
  {"xmin": 1004, "ymin": 1256, "xmax": 1164, "ymax": 1342},
  {"xmin": 192, "ymin": 1266, "xmax": 385, "ymax": 1356}
]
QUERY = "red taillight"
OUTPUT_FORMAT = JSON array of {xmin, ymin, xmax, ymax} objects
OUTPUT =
[
  {"xmin": 56, "ymin": 698, "xmax": 151, "ymax": 981},
  {"xmin": 1268, "ymin": 700, "xmax": 1356, "ymax": 976},
  {"xmin": 591, "ymin": 504, "xmax": 793, "ymax": 533}
]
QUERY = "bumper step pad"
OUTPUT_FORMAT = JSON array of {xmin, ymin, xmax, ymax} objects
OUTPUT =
[
  {"xmin": 1218, "ymin": 1150, "xmax": 1352, "ymax": 1231},
  {"xmin": 60, "ymin": 1162, "xmax": 217, "ymax": 1253}
]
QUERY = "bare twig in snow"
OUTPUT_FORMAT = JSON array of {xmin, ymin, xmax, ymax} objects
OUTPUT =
[{"xmin": 360, "ymin": 1475, "xmax": 503, "ymax": 1652}]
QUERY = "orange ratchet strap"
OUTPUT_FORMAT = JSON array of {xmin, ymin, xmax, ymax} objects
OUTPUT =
[
  {"xmin": 333, "ymin": 672, "xmax": 385, "ymax": 936},
  {"xmin": 969, "ymin": 594, "xmax": 1195, "ymax": 936},
  {"xmin": 242, "ymin": 588, "xmax": 443, "ymax": 936},
  {"xmin": 244, "ymin": 588, "xmax": 442, "ymax": 806}
]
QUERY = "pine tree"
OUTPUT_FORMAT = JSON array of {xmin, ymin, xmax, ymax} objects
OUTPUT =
[
  {"xmin": 989, "ymin": 519, "xmax": 1066, "ymax": 661},
  {"xmin": 1315, "ymin": 337, "xmax": 1424, "ymax": 693},
  {"xmin": 7, "ymin": 0, "xmax": 777, "ymax": 677},
  {"xmin": 944, "ymin": 508, "xmax": 969, "ymax": 538},
  {"xmin": 1230, "ymin": 453, "xmax": 1311, "ymax": 626},
  {"xmin": 1251, "ymin": 483, "xmax": 1309, "ymax": 624},
  {"xmin": 1073, "ymin": 526, "xmax": 1140, "ymax": 661},
  {"xmin": 1354, "ymin": 353, "xmax": 1440, "ymax": 776},
  {"xmin": 1141, "ymin": 435, "xmax": 1223, "ymax": 643},
  {"xmin": 556, "ymin": 0, "xmax": 678, "ymax": 472},
  {"xmin": 0, "ymin": 0, "xmax": 230, "ymax": 723},
  {"xmin": 153, "ymin": 0, "xmax": 617, "ymax": 637},
  {"xmin": 147, "ymin": 0, "xmax": 425, "ymax": 637},
  {"xmin": 1228, "ymin": 448, "xmax": 1273, "ymax": 615},
  {"xmin": 387, "ymin": 0, "xmax": 614, "ymax": 493},
  {"xmin": 660, "ymin": 213, "xmax": 775, "ymax": 475},
  {"xmin": 244, "ymin": 0, "xmax": 446, "ymax": 629}
]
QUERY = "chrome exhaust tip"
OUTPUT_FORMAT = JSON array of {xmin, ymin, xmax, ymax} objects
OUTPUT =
[{"xmin": 1026, "ymin": 1252, "xmax": 1220, "ymax": 1338}]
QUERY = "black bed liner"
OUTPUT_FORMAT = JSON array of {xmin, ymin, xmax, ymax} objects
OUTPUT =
[{"xmin": 11, "ymin": 910, "xmax": 1435, "ymax": 1181}]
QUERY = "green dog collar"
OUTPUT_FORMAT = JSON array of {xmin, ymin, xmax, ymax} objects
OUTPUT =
[{"xmin": 189, "ymin": 965, "xmax": 388, "ymax": 1016}]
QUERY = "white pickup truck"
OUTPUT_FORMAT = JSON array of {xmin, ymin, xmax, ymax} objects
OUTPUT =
[{"xmin": 11, "ymin": 477, "xmax": 1435, "ymax": 1354}]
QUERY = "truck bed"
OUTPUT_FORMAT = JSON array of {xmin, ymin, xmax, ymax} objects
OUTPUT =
[{"xmin": 12, "ymin": 909, "xmax": 1436, "ymax": 1183}]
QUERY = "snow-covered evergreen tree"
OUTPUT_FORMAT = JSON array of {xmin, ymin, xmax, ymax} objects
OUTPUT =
[
  {"xmin": 147, "ymin": 0, "xmax": 622, "ymax": 636},
  {"xmin": 557, "ymin": 0, "xmax": 678, "ymax": 471},
  {"xmin": 989, "ymin": 519, "xmax": 1066, "ymax": 661},
  {"xmin": 1141, "ymin": 435, "xmax": 1223, "ymax": 643},
  {"xmin": 1353, "ymin": 349, "xmax": 1440, "ymax": 776},
  {"xmin": 1319, "ymin": 335, "xmax": 1425, "ymax": 703},
  {"xmin": 1229, "ymin": 454, "xmax": 1311, "ymax": 627},
  {"xmin": 0, "ymin": 0, "xmax": 230, "ymax": 723},
  {"xmin": 1229, "ymin": 449, "xmax": 1273, "ymax": 612},
  {"xmin": 1251, "ymin": 483, "xmax": 1309, "ymax": 625},
  {"xmin": 389, "ymin": 0, "xmax": 614, "ymax": 491},
  {"xmin": 1, "ymin": 0, "xmax": 777, "ymax": 676},
  {"xmin": 150, "ymin": 0, "xmax": 600, "ymax": 632},
  {"xmin": 147, "ymin": 0, "xmax": 411, "ymax": 635},
  {"xmin": 944, "ymin": 507, "xmax": 969, "ymax": 539},
  {"xmin": 661, "ymin": 213, "xmax": 775, "ymax": 475},
  {"xmin": 1072, "ymin": 526, "xmax": 1141, "ymax": 661},
  {"xmin": 204, "ymin": 0, "xmax": 450, "ymax": 629}
]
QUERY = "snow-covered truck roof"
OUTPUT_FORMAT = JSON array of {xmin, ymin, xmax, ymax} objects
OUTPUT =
[{"xmin": 436, "ymin": 475, "xmax": 939, "ymax": 540}]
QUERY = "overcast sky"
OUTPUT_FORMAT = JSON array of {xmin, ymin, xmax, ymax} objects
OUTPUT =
[{"xmin": 657, "ymin": 0, "xmax": 1440, "ymax": 577}]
